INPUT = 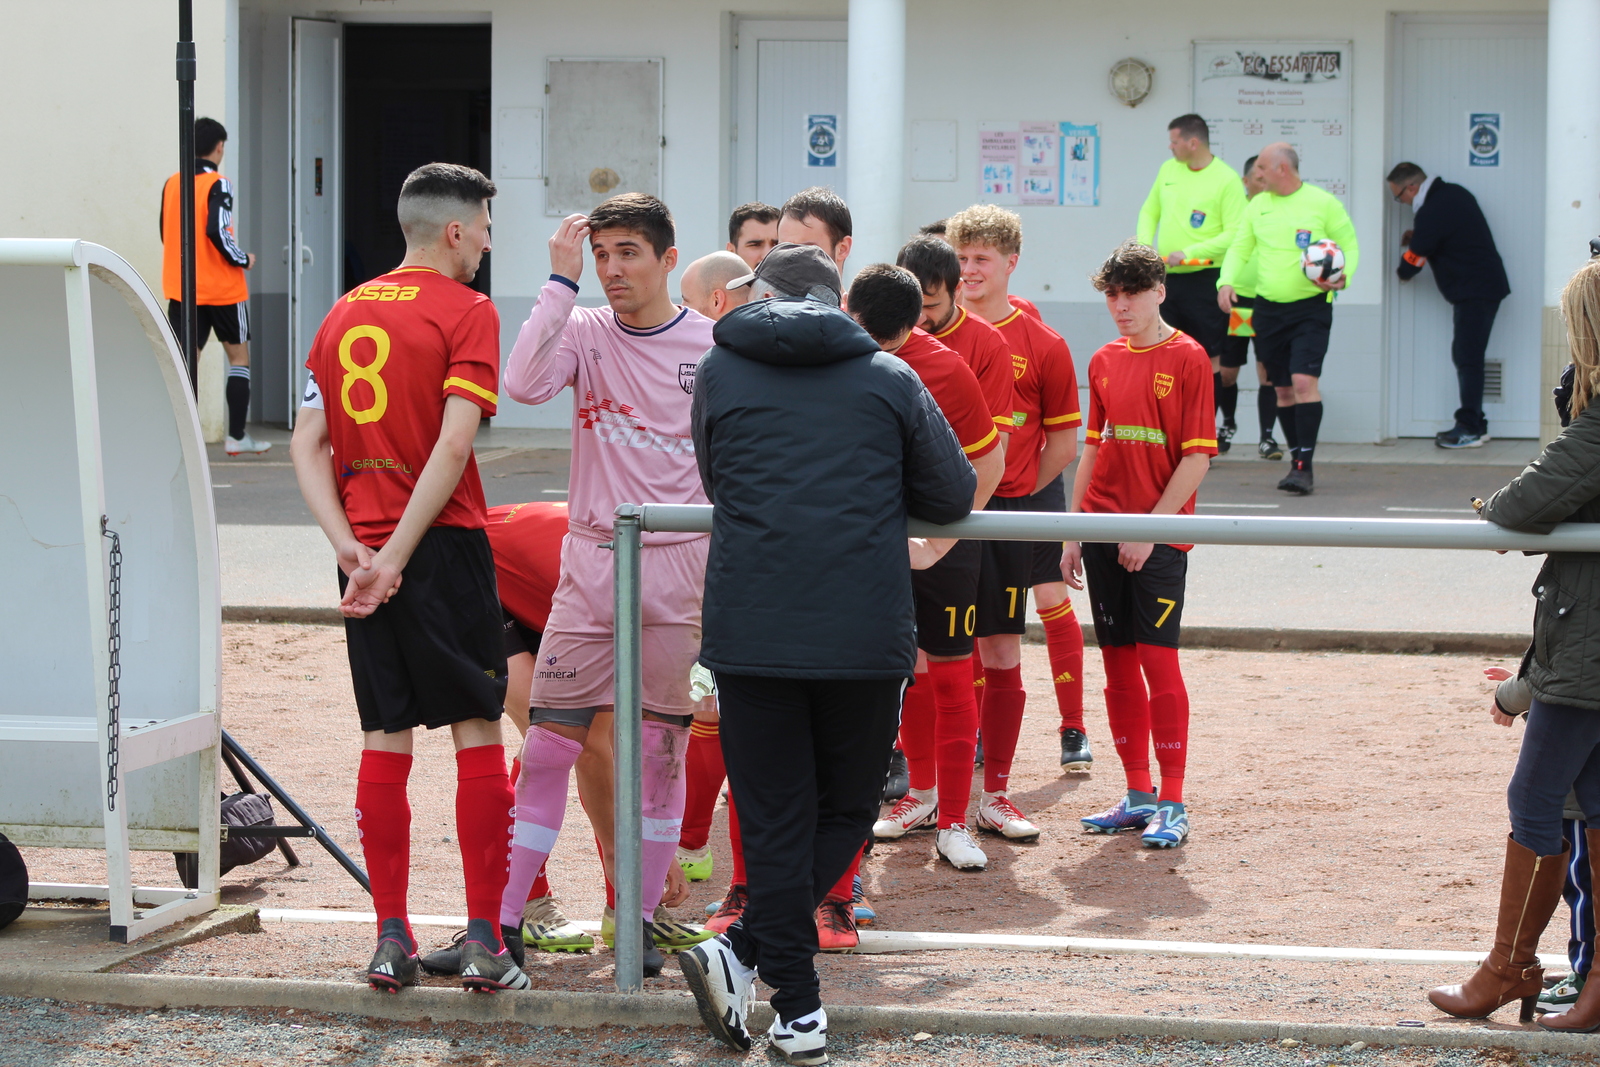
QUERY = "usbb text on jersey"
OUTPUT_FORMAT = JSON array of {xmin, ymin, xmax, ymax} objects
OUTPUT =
[{"xmin": 346, "ymin": 283, "xmax": 421, "ymax": 303}]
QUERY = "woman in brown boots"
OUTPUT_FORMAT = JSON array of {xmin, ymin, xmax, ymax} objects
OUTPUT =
[{"xmin": 1429, "ymin": 256, "xmax": 1600, "ymax": 1029}]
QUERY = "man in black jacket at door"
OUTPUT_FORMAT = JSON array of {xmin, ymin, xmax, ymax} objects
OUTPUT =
[
  {"xmin": 1388, "ymin": 162, "xmax": 1512, "ymax": 448},
  {"xmin": 678, "ymin": 243, "xmax": 976, "ymax": 1066}
]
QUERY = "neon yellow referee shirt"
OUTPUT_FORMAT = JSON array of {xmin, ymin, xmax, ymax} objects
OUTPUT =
[
  {"xmin": 1136, "ymin": 157, "xmax": 1247, "ymax": 273},
  {"xmin": 1220, "ymin": 182, "xmax": 1359, "ymax": 304}
]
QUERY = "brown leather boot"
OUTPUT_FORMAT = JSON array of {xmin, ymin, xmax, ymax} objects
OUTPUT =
[
  {"xmin": 1541, "ymin": 828, "xmax": 1600, "ymax": 1032},
  {"xmin": 1429, "ymin": 834, "xmax": 1568, "ymax": 1023}
]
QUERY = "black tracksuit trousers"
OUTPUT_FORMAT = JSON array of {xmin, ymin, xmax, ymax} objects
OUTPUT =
[{"xmin": 717, "ymin": 673, "xmax": 904, "ymax": 1021}]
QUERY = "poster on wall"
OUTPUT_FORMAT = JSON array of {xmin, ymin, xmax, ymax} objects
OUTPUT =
[
  {"xmin": 978, "ymin": 122, "xmax": 1100, "ymax": 206},
  {"xmin": 1468, "ymin": 112, "xmax": 1501, "ymax": 167},
  {"xmin": 806, "ymin": 114, "xmax": 839, "ymax": 168},
  {"xmin": 1192, "ymin": 41, "xmax": 1352, "ymax": 204}
]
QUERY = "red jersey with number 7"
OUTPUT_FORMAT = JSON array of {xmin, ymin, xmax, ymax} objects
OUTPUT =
[
  {"xmin": 1081, "ymin": 329, "xmax": 1216, "ymax": 542},
  {"xmin": 303, "ymin": 265, "xmax": 500, "ymax": 545}
]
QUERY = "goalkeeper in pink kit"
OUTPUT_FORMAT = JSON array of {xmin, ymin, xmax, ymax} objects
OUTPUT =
[{"xmin": 501, "ymin": 194, "xmax": 715, "ymax": 977}]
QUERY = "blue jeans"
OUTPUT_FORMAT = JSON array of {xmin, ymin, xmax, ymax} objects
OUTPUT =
[
  {"xmin": 1564, "ymin": 819, "xmax": 1595, "ymax": 975},
  {"xmin": 1506, "ymin": 698, "xmax": 1600, "ymax": 855}
]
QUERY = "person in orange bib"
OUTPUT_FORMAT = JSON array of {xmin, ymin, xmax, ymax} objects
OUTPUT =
[{"xmin": 160, "ymin": 117, "xmax": 263, "ymax": 455}]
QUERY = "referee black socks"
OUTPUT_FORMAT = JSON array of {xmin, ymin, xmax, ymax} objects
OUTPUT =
[
  {"xmin": 1294, "ymin": 401, "xmax": 1323, "ymax": 465},
  {"xmin": 1258, "ymin": 386, "xmax": 1278, "ymax": 439},
  {"xmin": 1217, "ymin": 381, "xmax": 1238, "ymax": 428},
  {"xmin": 1277, "ymin": 405, "xmax": 1300, "ymax": 454}
]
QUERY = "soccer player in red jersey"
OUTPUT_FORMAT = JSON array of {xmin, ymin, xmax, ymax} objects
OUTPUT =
[
  {"xmin": 289, "ymin": 163, "xmax": 527, "ymax": 994},
  {"xmin": 1066, "ymin": 240, "xmax": 1215, "ymax": 850},
  {"xmin": 897, "ymin": 236, "xmax": 1017, "ymax": 449},
  {"xmin": 850, "ymin": 266, "xmax": 1004, "ymax": 886},
  {"xmin": 946, "ymin": 205, "xmax": 1088, "ymax": 839}
]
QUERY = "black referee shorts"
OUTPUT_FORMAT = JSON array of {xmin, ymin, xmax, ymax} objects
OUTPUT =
[
  {"xmin": 168, "ymin": 299, "xmax": 250, "ymax": 348},
  {"xmin": 340, "ymin": 526, "xmax": 507, "ymax": 734},
  {"xmin": 914, "ymin": 539, "xmax": 982, "ymax": 657},
  {"xmin": 975, "ymin": 477, "xmax": 1067, "ymax": 638},
  {"xmin": 1254, "ymin": 294, "xmax": 1332, "ymax": 386},
  {"xmin": 1220, "ymin": 294, "xmax": 1254, "ymax": 369},
  {"xmin": 1081, "ymin": 541, "xmax": 1188, "ymax": 650},
  {"xmin": 1161, "ymin": 269, "xmax": 1227, "ymax": 360}
]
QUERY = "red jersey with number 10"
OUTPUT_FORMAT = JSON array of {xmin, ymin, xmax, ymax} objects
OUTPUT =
[
  {"xmin": 1081, "ymin": 329, "xmax": 1216, "ymax": 534},
  {"xmin": 304, "ymin": 266, "xmax": 501, "ymax": 545},
  {"xmin": 992, "ymin": 307, "xmax": 1081, "ymax": 497},
  {"xmin": 930, "ymin": 306, "xmax": 1016, "ymax": 439},
  {"xmin": 892, "ymin": 329, "xmax": 1000, "ymax": 460}
]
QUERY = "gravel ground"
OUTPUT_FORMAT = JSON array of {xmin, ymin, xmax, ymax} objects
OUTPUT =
[
  {"xmin": 3, "ymin": 995, "xmax": 1595, "ymax": 1067},
  {"xmin": 16, "ymin": 624, "xmax": 1574, "ymax": 1029}
]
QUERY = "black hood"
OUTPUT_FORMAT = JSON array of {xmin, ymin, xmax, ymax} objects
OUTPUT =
[{"xmin": 711, "ymin": 297, "xmax": 881, "ymax": 368}]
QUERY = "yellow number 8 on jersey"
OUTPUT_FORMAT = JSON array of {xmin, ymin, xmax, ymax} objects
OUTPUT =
[{"xmin": 339, "ymin": 324, "xmax": 390, "ymax": 424}]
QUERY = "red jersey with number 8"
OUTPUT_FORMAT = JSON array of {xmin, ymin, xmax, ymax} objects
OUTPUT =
[{"xmin": 304, "ymin": 265, "xmax": 501, "ymax": 545}]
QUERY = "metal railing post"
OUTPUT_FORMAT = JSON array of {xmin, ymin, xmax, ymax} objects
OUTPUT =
[{"xmin": 611, "ymin": 504, "xmax": 644, "ymax": 993}]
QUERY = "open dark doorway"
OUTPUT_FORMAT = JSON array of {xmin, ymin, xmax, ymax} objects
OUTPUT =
[{"xmin": 343, "ymin": 25, "xmax": 492, "ymax": 294}]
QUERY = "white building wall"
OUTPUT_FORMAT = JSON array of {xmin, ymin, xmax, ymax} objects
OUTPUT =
[
  {"xmin": 0, "ymin": 1, "xmax": 231, "ymax": 288},
  {"xmin": 234, "ymin": 0, "xmax": 1545, "ymax": 438}
]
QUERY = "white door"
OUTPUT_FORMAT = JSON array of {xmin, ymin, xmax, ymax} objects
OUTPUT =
[
  {"xmin": 1389, "ymin": 15, "xmax": 1546, "ymax": 439},
  {"xmin": 290, "ymin": 18, "xmax": 341, "ymax": 426},
  {"xmin": 733, "ymin": 20, "xmax": 848, "ymax": 210}
]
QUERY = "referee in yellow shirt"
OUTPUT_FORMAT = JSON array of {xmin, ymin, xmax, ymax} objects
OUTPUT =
[
  {"xmin": 1137, "ymin": 114, "xmax": 1246, "ymax": 451},
  {"xmin": 1219, "ymin": 143, "xmax": 1358, "ymax": 496}
]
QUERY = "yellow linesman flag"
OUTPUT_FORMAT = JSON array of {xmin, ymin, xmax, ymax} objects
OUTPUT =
[{"xmin": 1228, "ymin": 305, "xmax": 1255, "ymax": 337}]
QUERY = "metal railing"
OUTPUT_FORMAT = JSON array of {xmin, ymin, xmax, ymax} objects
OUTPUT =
[{"xmin": 607, "ymin": 502, "xmax": 1600, "ymax": 991}]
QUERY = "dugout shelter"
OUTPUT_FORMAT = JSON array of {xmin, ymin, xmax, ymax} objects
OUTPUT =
[{"xmin": 0, "ymin": 239, "xmax": 222, "ymax": 942}]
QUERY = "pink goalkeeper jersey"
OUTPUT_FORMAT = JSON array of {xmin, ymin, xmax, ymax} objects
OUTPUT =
[{"xmin": 505, "ymin": 275, "xmax": 713, "ymax": 545}]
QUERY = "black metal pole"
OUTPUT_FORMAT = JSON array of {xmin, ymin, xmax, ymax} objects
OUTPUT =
[
  {"xmin": 177, "ymin": 0, "xmax": 198, "ymax": 395},
  {"xmin": 222, "ymin": 730, "xmax": 371, "ymax": 894}
]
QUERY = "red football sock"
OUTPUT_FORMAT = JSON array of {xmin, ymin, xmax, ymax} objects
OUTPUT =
[
  {"xmin": 728, "ymin": 792, "xmax": 746, "ymax": 887},
  {"xmin": 929, "ymin": 657, "xmax": 980, "ymax": 828},
  {"xmin": 456, "ymin": 745, "xmax": 513, "ymax": 947},
  {"xmin": 980, "ymin": 665, "xmax": 1026, "ymax": 793},
  {"xmin": 679, "ymin": 720, "xmax": 726, "ymax": 852},
  {"xmin": 1038, "ymin": 599, "xmax": 1086, "ymax": 733},
  {"xmin": 826, "ymin": 845, "xmax": 863, "ymax": 902},
  {"xmin": 357, "ymin": 750, "xmax": 413, "ymax": 942},
  {"xmin": 971, "ymin": 653, "xmax": 987, "ymax": 718},
  {"xmin": 1138, "ymin": 644, "xmax": 1190, "ymax": 803},
  {"xmin": 1101, "ymin": 644, "xmax": 1153, "ymax": 794},
  {"xmin": 899, "ymin": 672, "xmax": 937, "ymax": 793},
  {"xmin": 509, "ymin": 758, "xmax": 551, "ymax": 901}
]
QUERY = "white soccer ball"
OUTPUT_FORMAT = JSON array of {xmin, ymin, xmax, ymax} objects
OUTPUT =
[{"xmin": 1302, "ymin": 239, "xmax": 1346, "ymax": 285}]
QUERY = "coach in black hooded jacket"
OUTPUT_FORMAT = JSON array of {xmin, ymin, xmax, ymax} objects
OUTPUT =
[{"xmin": 682, "ymin": 244, "xmax": 974, "ymax": 1048}]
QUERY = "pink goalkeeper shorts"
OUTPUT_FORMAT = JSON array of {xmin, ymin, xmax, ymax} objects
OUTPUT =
[{"xmin": 529, "ymin": 533, "xmax": 708, "ymax": 716}]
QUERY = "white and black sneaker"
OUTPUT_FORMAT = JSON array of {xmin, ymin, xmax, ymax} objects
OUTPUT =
[
  {"xmin": 365, "ymin": 918, "xmax": 419, "ymax": 993},
  {"xmin": 460, "ymin": 919, "xmax": 530, "ymax": 993},
  {"xmin": 679, "ymin": 934, "xmax": 756, "ymax": 1052},
  {"xmin": 769, "ymin": 1007, "xmax": 829, "ymax": 1065}
]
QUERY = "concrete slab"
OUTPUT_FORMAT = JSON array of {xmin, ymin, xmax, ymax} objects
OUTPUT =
[{"xmin": 0, "ymin": 905, "xmax": 259, "ymax": 974}]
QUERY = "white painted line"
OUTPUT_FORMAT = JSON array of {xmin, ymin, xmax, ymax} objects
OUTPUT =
[
  {"xmin": 541, "ymin": 489, "xmax": 568, "ymax": 495},
  {"xmin": 256, "ymin": 908, "xmax": 1548, "ymax": 966},
  {"xmin": 1384, "ymin": 507, "xmax": 1476, "ymax": 514},
  {"xmin": 1196, "ymin": 503, "xmax": 1279, "ymax": 509}
]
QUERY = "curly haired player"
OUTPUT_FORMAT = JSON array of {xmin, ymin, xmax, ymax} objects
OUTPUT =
[{"xmin": 1066, "ymin": 240, "xmax": 1215, "ymax": 849}]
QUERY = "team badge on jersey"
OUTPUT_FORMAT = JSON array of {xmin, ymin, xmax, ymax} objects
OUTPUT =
[
  {"xmin": 1011, "ymin": 353, "xmax": 1028, "ymax": 379},
  {"xmin": 1153, "ymin": 372, "xmax": 1175, "ymax": 399},
  {"xmin": 1189, "ymin": 210, "xmax": 1206, "ymax": 228},
  {"xmin": 1295, "ymin": 229, "xmax": 1313, "ymax": 250},
  {"xmin": 678, "ymin": 363, "xmax": 696, "ymax": 394}
]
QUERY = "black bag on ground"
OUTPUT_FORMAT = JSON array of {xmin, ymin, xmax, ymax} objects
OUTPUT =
[
  {"xmin": 174, "ymin": 792, "xmax": 279, "ymax": 889},
  {"xmin": 0, "ymin": 832, "xmax": 27, "ymax": 930}
]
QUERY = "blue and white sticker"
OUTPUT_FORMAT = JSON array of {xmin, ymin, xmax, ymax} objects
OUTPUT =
[
  {"xmin": 1469, "ymin": 112, "xmax": 1501, "ymax": 168},
  {"xmin": 1295, "ymin": 229, "xmax": 1313, "ymax": 250},
  {"xmin": 806, "ymin": 114, "xmax": 838, "ymax": 168}
]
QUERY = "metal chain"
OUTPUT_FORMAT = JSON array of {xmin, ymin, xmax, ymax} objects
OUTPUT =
[{"xmin": 101, "ymin": 516, "xmax": 122, "ymax": 811}]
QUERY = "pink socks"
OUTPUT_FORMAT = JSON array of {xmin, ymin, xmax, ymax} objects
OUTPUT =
[
  {"xmin": 639, "ymin": 719, "xmax": 690, "ymax": 922},
  {"xmin": 499, "ymin": 727, "xmax": 582, "ymax": 928}
]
